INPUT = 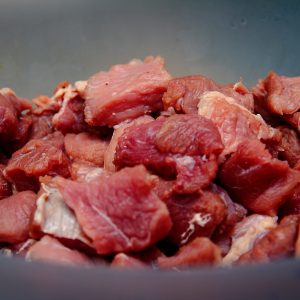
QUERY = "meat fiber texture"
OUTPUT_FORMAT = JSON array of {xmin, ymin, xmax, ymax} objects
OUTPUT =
[{"xmin": 2, "ymin": 56, "xmax": 300, "ymax": 270}]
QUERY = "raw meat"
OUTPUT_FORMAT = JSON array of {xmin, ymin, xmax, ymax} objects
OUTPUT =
[
  {"xmin": 222, "ymin": 215, "xmax": 277, "ymax": 265},
  {"xmin": 64, "ymin": 133, "xmax": 108, "ymax": 166},
  {"xmin": 157, "ymin": 237, "xmax": 221, "ymax": 269},
  {"xmin": 111, "ymin": 253, "xmax": 146, "ymax": 268},
  {"xmin": 4, "ymin": 132, "xmax": 70, "ymax": 192},
  {"xmin": 55, "ymin": 165, "xmax": 172, "ymax": 254},
  {"xmin": 198, "ymin": 91, "xmax": 276, "ymax": 160},
  {"xmin": 166, "ymin": 191, "xmax": 226, "ymax": 246},
  {"xmin": 0, "ymin": 191, "xmax": 37, "ymax": 243},
  {"xmin": 26, "ymin": 235, "xmax": 91, "ymax": 266},
  {"xmin": 220, "ymin": 139, "xmax": 300, "ymax": 215},
  {"xmin": 238, "ymin": 214, "xmax": 300, "ymax": 263},
  {"xmin": 85, "ymin": 56, "xmax": 171, "ymax": 126},
  {"xmin": 70, "ymin": 161, "xmax": 108, "ymax": 182},
  {"xmin": 0, "ymin": 164, "xmax": 12, "ymax": 200}
]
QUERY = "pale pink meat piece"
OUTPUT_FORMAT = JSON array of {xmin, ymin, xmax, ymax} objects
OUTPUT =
[
  {"xmin": 64, "ymin": 133, "xmax": 108, "ymax": 166},
  {"xmin": 0, "ymin": 191, "xmax": 37, "ymax": 243},
  {"xmin": 26, "ymin": 235, "xmax": 91, "ymax": 266},
  {"xmin": 198, "ymin": 91, "xmax": 277, "ymax": 160},
  {"xmin": 111, "ymin": 253, "xmax": 146, "ymax": 268},
  {"xmin": 70, "ymin": 161, "xmax": 109, "ymax": 182},
  {"xmin": 85, "ymin": 56, "xmax": 171, "ymax": 126},
  {"xmin": 55, "ymin": 165, "xmax": 172, "ymax": 254}
]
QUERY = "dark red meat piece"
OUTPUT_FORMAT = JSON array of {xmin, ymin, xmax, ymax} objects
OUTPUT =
[
  {"xmin": 115, "ymin": 115, "xmax": 223, "ymax": 193},
  {"xmin": 280, "ymin": 185, "xmax": 300, "ymax": 216},
  {"xmin": 166, "ymin": 191, "xmax": 226, "ymax": 246},
  {"xmin": 277, "ymin": 126, "xmax": 300, "ymax": 167},
  {"xmin": 29, "ymin": 115, "xmax": 53, "ymax": 139},
  {"xmin": 0, "ymin": 191, "xmax": 37, "ymax": 243},
  {"xmin": 211, "ymin": 185, "xmax": 247, "ymax": 256},
  {"xmin": 5, "ymin": 132, "xmax": 70, "ymax": 192},
  {"xmin": 0, "ymin": 165, "xmax": 12, "ymax": 200},
  {"xmin": 220, "ymin": 139, "xmax": 300, "ymax": 215},
  {"xmin": 55, "ymin": 165, "xmax": 172, "ymax": 254},
  {"xmin": 238, "ymin": 214, "xmax": 300, "ymax": 264},
  {"xmin": 157, "ymin": 237, "xmax": 221, "ymax": 269},
  {"xmin": 64, "ymin": 133, "xmax": 109, "ymax": 166},
  {"xmin": 85, "ymin": 56, "xmax": 171, "ymax": 126}
]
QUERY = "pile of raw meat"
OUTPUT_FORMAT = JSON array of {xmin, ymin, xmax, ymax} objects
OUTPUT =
[{"xmin": 0, "ymin": 56, "xmax": 300, "ymax": 269}]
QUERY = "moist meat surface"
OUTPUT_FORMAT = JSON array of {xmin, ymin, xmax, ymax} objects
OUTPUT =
[{"xmin": 0, "ymin": 56, "xmax": 300, "ymax": 269}]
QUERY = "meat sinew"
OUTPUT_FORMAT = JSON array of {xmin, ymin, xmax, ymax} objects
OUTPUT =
[
  {"xmin": 2, "ymin": 56, "xmax": 300, "ymax": 270},
  {"xmin": 85, "ymin": 56, "xmax": 171, "ymax": 126}
]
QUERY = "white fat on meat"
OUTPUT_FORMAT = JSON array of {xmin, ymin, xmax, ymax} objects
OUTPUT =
[
  {"xmin": 198, "ymin": 91, "xmax": 277, "ymax": 160},
  {"xmin": 33, "ymin": 183, "xmax": 91, "ymax": 246},
  {"xmin": 222, "ymin": 214, "xmax": 277, "ymax": 265},
  {"xmin": 180, "ymin": 213, "xmax": 211, "ymax": 245}
]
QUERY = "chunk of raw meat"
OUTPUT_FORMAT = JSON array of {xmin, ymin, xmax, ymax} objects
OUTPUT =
[
  {"xmin": 277, "ymin": 126, "xmax": 300, "ymax": 167},
  {"xmin": 70, "ymin": 161, "xmax": 108, "ymax": 182},
  {"xmin": 31, "ymin": 178, "xmax": 91, "ymax": 246},
  {"xmin": 264, "ymin": 72, "xmax": 300, "ymax": 115},
  {"xmin": 29, "ymin": 115, "xmax": 53, "ymax": 139},
  {"xmin": 104, "ymin": 115, "xmax": 154, "ymax": 172},
  {"xmin": 238, "ymin": 214, "xmax": 300, "ymax": 263},
  {"xmin": 162, "ymin": 75, "xmax": 219, "ymax": 114},
  {"xmin": 162, "ymin": 75, "xmax": 254, "ymax": 114},
  {"xmin": 222, "ymin": 215, "xmax": 277, "ymax": 265},
  {"xmin": 166, "ymin": 191, "xmax": 226, "ymax": 246},
  {"xmin": 5, "ymin": 132, "xmax": 70, "ymax": 192},
  {"xmin": 3, "ymin": 114, "xmax": 33, "ymax": 154},
  {"xmin": 0, "ymin": 88, "xmax": 32, "ymax": 113},
  {"xmin": 115, "ymin": 115, "xmax": 223, "ymax": 193},
  {"xmin": 85, "ymin": 56, "xmax": 171, "ymax": 126},
  {"xmin": 111, "ymin": 253, "xmax": 146, "ymax": 268},
  {"xmin": 155, "ymin": 114, "xmax": 223, "ymax": 156},
  {"xmin": 220, "ymin": 139, "xmax": 300, "ymax": 215},
  {"xmin": 157, "ymin": 237, "xmax": 221, "ymax": 269},
  {"xmin": 0, "ymin": 191, "xmax": 37, "ymax": 243},
  {"xmin": 211, "ymin": 185, "xmax": 247, "ymax": 256},
  {"xmin": 280, "ymin": 185, "xmax": 300, "ymax": 216},
  {"xmin": 0, "ymin": 164, "xmax": 12, "ymax": 200},
  {"xmin": 296, "ymin": 222, "xmax": 300, "ymax": 257},
  {"xmin": 26, "ymin": 235, "xmax": 91, "ymax": 266},
  {"xmin": 55, "ymin": 165, "xmax": 172, "ymax": 254},
  {"xmin": 64, "ymin": 133, "xmax": 108, "ymax": 166},
  {"xmin": 198, "ymin": 91, "xmax": 276, "ymax": 160}
]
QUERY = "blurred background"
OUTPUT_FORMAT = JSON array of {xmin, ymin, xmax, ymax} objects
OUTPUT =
[{"xmin": 0, "ymin": 0, "xmax": 300, "ymax": 98}]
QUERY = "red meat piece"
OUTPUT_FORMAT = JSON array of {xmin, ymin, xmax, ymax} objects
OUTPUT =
[
  {"xmin": 277, "ymin": 126, "xmax": 300, "ymax": 167},
  {"xmin": 162, "ymin": 75, "xmax": 254, "ymax": 114},
  {"xmin": 155, "ymin": 114, "xmax": 223, "ymax": 156},
  {"xmin": 162, "ymin": 75, "xmax": 219, "ymax": 114},
  {"xmin": 211, "ymin": 185, "xmax": 247, "ymax": 256},
  {"xmin": 238, "ymin": 214, "xmax": 300, "ymax": 264},
  {"xmin": 55, "ymin": 165, "xmax": 172, "ymax": 254},
  {"xmin": 104, "ymin": 115, "xmax": 154, "ymax": 172},
  {"xmin": 0, "ymin": 191, "xmax": 37, "ymax": 243},
  {"xmin": 26, "ymin": 235, "xmax": 91, "ymax": 266},
  {"xmin": 29, "ymin": 115, "xmax": 53, "ymax": 139},
  {"xmin": 64, "ymin": 133, "xmax": 109, "ymax": 166},
  {"xmin": 280, "ymin": 185, "xmax": 300, "ymax": 216},
  {"xmin": 0, "ymin": 164, "xmax": 12, "ymax": 200},
  {"xmin": 198, "ymin": 91, "xmax": 276, "ymax": 160},
  {"xmin": 157, "ymin": 237, "xmax": 221, "ymax": 269},
  {"xmin": 166, "ymin": 191, "xmax": 226, "ymax": 246},
  {"xmin": 115, "ymin": 115, "xmax": 223, "ymax": 194},
  {"xmin": 85, "ymin": 56, "xmax": 171, "ymax": 126},
  {"xmin": 220, "ymin": 139, "xmax": 300, "ymax": 215},
  {"xmin": 5, "ymin": 132, "xmax": 70, "ymax": 192},
  {"xmin": 111, "ymin": 253, "xmax": 146, "ymax": 268}
]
